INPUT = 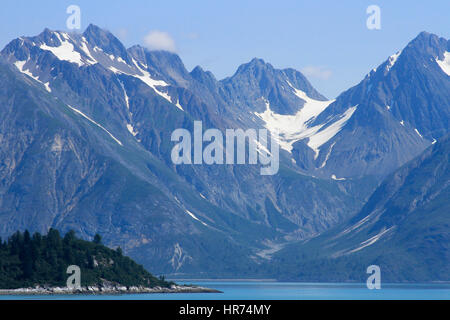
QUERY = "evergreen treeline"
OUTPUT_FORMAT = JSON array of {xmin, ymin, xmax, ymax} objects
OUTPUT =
[{"xmin": 0, "ymin": 229, "xmax": 172, "ymax": 289}]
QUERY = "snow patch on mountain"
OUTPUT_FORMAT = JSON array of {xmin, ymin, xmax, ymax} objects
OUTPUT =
[
  {"xmin": 67, "ymin": 105, "xmax": 123, "ymax": 146},
  {"xmin": 319, "ymin": 142, "xmax": 335, "ymax": 168},
  {"xmin": 108, "ymin": 58, "xmax": 175, "ymax": 105},
  {"xmin": 307, "ymin": 105, "xmax": 357, "ymax": 159},
  {"xmin": 386, "ymin": 51, "xmax": 402, "ymax": 72},
  {"xmin": 117, "ymin": 81, "xmax": 138, "ymax": 137},
  {"xmin": 255, "ymin": 98, "xmax": 317, "ymax": 152},
  {"xmin": 43, "ymin": 82, "xmax": 51, "ymax": 92},
  {"xmin": 126, "ymin": 124, "xmax": 138, "ymax": 136},
  {"xmin": 175, "ymin": 99, "xmax": 184, "ymax": 111},
  {"xmin": 287, "ymin": 81, "xmax": 334, "ymax": 120},
  {"xmin": 40, "ymin": 32, "xmax": 86, "ymax": 66},
  {"xmin": 436, "ymin": 51, "xmax": 450, "ymax": 76},
  {"xmin": 185, "ymin": 209, "xmax": 208, "ymax": 226},
  {"xmin": 119, "ymin": 82, "xmax": 130, "ymax": 110},
  {"xmin": 79, "ymin": 37, "xmax": 97, "ymax": 64},
  {"xmin": 254, "ymin": 138, "xmax": 271, "ymax": 156},
  {"xmin": 108, "ymin": 54, "xmax": 126, "ymax": 64},
  {"xmin": 338, "ymin": 212, "xmax": 377, "ymax": 238},
  {"xmin": 108, "ymin": 66, "xmax": 122, "ymax": 73},
  {"xmin": 14, "ymin": 60, "xmax": 51, "ymax": 92},
  {"xmin": 131, "ymin": 59, "xmax": 172, "ymax": 102},
  {"xmin": 255, "ymin": 82, "xmax": 334, "ymax": 153},
  {"xmin": 255, "ymin": 83, "xmax": 356, "ymax": 160},
  {"xmin": 348, "ymin": 227, "xmax": 394, "ymax": 254},
  {"xmin": 414, "ymin": 128, "xmax": 423, "ymax": 138}
]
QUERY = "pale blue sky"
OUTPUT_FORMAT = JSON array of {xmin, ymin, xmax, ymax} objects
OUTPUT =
[{"xmin": 0, "ymin": 0, "xmax": 448, "ymax": 98}]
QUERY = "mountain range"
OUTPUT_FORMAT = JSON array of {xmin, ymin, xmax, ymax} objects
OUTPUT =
[
  {"xmin": 0, "ymin": 25, "xmax": 448, "ymax": 280},
  {"xmin": 269, "ymin": 134, "xmax": 449, "ymax": 282}
]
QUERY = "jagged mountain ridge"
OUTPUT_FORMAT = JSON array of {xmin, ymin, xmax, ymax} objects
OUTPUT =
[
  {"xmin": 291, "ymin": 32, "xmax": 449, "ymax": 179},
  {"xmin": 4, "ymin": 26, "xmax": 447, "ymax": 181}
]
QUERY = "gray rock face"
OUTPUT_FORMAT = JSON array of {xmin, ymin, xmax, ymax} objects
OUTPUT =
[{"xmin": 219, "ymin": 58, "xmax": 327, "ymax": 115}]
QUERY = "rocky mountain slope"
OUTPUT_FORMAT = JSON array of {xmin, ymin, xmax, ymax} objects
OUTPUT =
[{"xmin": 269, "ymin": 135, "xmax": 449, "ymax": 281}]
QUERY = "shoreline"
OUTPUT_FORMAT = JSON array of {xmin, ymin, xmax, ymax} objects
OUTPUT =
[
  {"xmin": 169, "ymin": 279, "xmax": 450, "ymax": 284},
  {"xmin": 169, "ymin": 278, "xmax": 277, "ymax": 282},
  {"xmin": 0, "ymin": 284, "xmax": 221, "ymax": 295}
]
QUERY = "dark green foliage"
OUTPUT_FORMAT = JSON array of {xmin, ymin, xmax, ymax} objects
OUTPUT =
[
  {"xmin": 0, "ymin": 229, "xmax": 173, "ymax": 289},
  {"xmin": 93, "ymin": 234, "xmax": 102, "ymax": 245}
]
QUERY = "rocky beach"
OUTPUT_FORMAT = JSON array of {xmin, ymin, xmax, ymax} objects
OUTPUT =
[{"xmin": 0, "ymin": 283, "xmax": 221, "ymax": 295}]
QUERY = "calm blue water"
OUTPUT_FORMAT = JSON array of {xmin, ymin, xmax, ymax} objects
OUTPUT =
[{"xmin": 1, "ymin": 282, "xmax": 449, "ymax": 300}]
